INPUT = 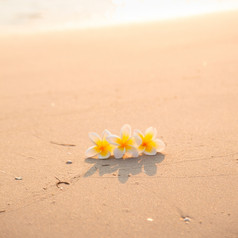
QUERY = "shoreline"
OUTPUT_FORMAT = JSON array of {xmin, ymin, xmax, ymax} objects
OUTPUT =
[{"xmin": 1, "ymin": 8, "xmax": 238, "ymax": 36}]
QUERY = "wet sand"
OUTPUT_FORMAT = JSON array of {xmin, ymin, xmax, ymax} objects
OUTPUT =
[{"xmin": 0, "ymin": 10, "xmax": 238, "ymax": 238}]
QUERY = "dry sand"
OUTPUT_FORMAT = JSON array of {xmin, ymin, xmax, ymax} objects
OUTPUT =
[{"xmin": 0, "ymin": 10, "xmax": 238, "ymax": 238}]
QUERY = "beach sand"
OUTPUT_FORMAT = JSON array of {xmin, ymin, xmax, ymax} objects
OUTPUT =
[{"xmin": 0, "ymin": 10, "xmax": 238, "ymax": 238}]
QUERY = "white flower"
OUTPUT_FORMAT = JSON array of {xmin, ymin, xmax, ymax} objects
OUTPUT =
[
  {"xmin": 134, "ymin": 127, "xmax": 165, "ymax": 155},
  {"xmin": 85, "ymin": 129, "xmax": 113, "ymax": 159},
  {"xmin": 106, "ymin": 124, "xmax": 138, "ymax": 159}
]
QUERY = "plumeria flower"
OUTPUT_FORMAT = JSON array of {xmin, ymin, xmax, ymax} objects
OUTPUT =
[
  {"xmin": 106, "ymin": 124, "xmax": 138, "ymax": 159},
  {"xmin": 85, "ymin": 129, "xmax": 113, "ymax": 159},
  {"xmin": 134, "ymin": 127, "xmax": 165, "ymax": 155}
]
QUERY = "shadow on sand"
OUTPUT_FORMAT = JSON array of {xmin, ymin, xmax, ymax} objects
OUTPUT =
[{"xmin": 84, "ymin": 153, "xmax": 165, "ymax": 183}]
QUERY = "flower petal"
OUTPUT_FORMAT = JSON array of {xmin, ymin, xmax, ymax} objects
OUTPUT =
[
  {"xmin": 134, "ymin": 129, "xmax": 144, "ymax": 139},
  {"xmin": 133, "ymin": 129, "xmax": 143, "ymax": 145},
  {"xmin": 120, "ymin": 124, "xmax": 131, "ymax": 139},
  {"xmin": 85, "ymin": 146, "xmax": 99, "ymax": 157},
  {"xmin": 98, "ymin": 150, "xmax": 111, "ymax": 159},
  {"xmin": 126, "ymin": 136, "xmax": 136, "ymax": 146},
  {"xmin": 126, "ymin": 146, "xmax": 139, "ymax": 158},
  {"xmin": 106, "ymin": 135, "xmax": 121, "ymax": 146},
  {"xmin": 113, "ymin": 147, "xmax": 125, "ymax": 159},
  {"xmin": 138, "ymin": 145, "xmax": 146, "ymax": 153},
  {"xmin": 144, "ymin": 146, "xmax": 157, "ymax": 155},
  {"xmin": 88, "ymin": 132, "xmax": 101, "ymax": 145},
  {"xmin": 102, "ymin": 129, "xmax": 111, "ymax": 140},
  {"xmin": 155, "ymin": 139, "xmax": 165, "ymax": 152},
  {"xmin": 145, "ymin": 127, "xmax": 157, "ymax": 140}
]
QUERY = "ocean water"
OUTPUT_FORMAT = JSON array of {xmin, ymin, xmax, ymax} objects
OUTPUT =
[{"xmin": 1, "ymin": 0, "xmax": 238, "ymax": 32}]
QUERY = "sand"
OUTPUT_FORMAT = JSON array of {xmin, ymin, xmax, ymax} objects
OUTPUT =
[{"xmin": 0, "ymin": 10, "xmax": 238, "ymax": 238}]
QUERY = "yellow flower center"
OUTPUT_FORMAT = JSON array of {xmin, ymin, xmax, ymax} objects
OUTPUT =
[
  {"xmin": 142, "ymin": 141, "xmax": 148, "ymax": 147},
  {"xmin": 99, "ymin": 145, "xmax": 106, "ymax": 151},
  {"xmin": 96, "ymin": 140, "xmax": 111, "ymax": 153},
  {"xmin": 141, "ymin": 136, "xmax": 156, "ymax": 149},
  {"xmin": 118, "ymin": 135, "xmax": 134, "ymax": 150}
]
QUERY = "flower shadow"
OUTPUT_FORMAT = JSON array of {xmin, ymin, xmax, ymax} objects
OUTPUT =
[{"xmin": 84, "ymin": 154, "xmax": 165, "ymax": 183}]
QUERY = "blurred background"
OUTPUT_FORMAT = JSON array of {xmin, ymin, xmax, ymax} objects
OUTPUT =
[{"xmin": 1, "ymin": 0, "xmax": 238, "ymax": 33}]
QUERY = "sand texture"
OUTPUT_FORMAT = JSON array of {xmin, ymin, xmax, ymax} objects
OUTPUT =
[{"xmin": 0, "ymin": 10, "xmax": 238, "ymax": 238}]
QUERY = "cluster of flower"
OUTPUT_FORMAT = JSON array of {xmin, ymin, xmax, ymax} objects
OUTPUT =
[{"xmin": 85, "ymin": 124, "xmax": 165, "ymax": 159}]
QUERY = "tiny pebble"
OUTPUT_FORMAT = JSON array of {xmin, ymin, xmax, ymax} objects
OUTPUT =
[
  {"xmin": 147, "ymin": 218, "xmax": 153, "ymax": 222},
  {"xmin": 183, "ymin": 217, "xmax": 191, "ymax": 223},
  {"xmin": 66, "ymin": 160, "xmax": 72, "ymax": 164},
  {"xmin": 15, "ymin": 177, "xmax": 22, "ymax": 180}
]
